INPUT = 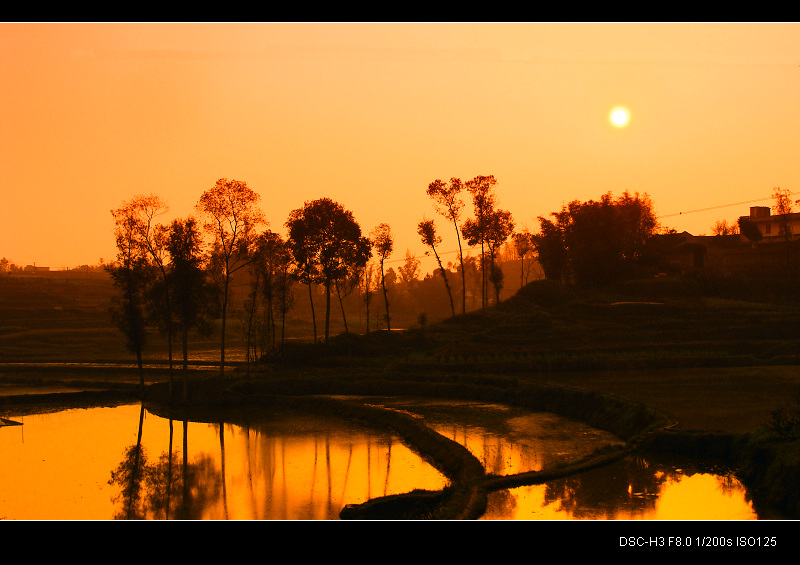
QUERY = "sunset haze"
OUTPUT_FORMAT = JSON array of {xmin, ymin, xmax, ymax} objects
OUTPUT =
[{"xmin": 2, "ymin": 22, "xmax": 799, "ymax": 272}]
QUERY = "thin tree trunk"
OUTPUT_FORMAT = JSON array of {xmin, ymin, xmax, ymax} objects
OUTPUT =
[
  {"xmin": 307, "ymin": 282, "xmax": 317, "ymax": 343},
  {"xmin": 220, "ymin": 275, "xmax": 229, "ymax": 378},
  {"xmin": 126, "ymin": 278, "xmax": 145, "ymax": 395},
  {"xmin": 335, "ymin": 280, "xmax": 349, "ymax": 334},
  {"xmin": 380, "ymin": 259, "xmax": 390, "ymax": 331},
  {"xmin": 158, "ymin": 267, "xmax": 174, "ymax": 398},
  {"xmin": 280, "ymin": 270, "xmax": 288, "ymax": 349},
  {"xmin": 432, "ymin": 247, "xmax": 455, "ymax": 318},
  {"xmin": 481, "ymin": 243, "xmax": 487, "ymax": 309},
  {"xmin": 324, "ymin": 279, "xmax": 331, "ymax": 343},
  {"xmin": 364, "ymin": 290, "xmax": 371, "ymax": 333},
  {"xmin": 182, "ymin": 326, "xmax": 189, "ymax": 402},
  {"xmin": 453, "ymin": 217, "xmax": 466, "ymax": 315},
  {"xmin": 136, "ymin": 349, "xmax": 144, "ymax": 395}
]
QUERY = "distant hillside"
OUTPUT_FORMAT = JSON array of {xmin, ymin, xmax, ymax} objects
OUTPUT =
[{"xmin": 4, "ymin": 263, "xmax": 800, "ymax": 371}]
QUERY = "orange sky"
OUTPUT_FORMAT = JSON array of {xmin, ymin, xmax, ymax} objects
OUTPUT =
[{"xmin": 2, "ymin": 22, "xmax": 799, "ymax": 272}]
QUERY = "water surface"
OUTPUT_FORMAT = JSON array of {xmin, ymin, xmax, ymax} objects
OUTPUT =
[
  {"xmin": 0, "ymin": 400, "xmax": 765, "ymax": 520},
  {"xmin": 0, "ymin": 403, "xmax": 447, "ymax": 520},
  {"xmin": 360, "ymin": 397, "xmax": 625, "ymax": 475}
]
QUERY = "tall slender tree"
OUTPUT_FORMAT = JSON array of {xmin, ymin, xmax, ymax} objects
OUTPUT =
[
  {"xmin": 773, "ymin": 187, "xmax": 794, "ymax": 241},
  {"xmin": 362, "ymin": 261, "xmax": 377, "ymax": 333},
  {"xmin": 463, "ymin": 175, "xmax": 499, "ymax": 309},
  {"xmin": 418, "ymin": 218, "xmax": 455, "ymax": 318},
  {"xmin": 512, "ymin": 230, "xmax": 535, "ymax": 289},
  {"xmin": 772, "ymin": 187, "xmax": 796, "ymax": 279},
  {"xmin": 371, "ymin": 223, "xmax": 393, "ymax": 331},
  {"xmin": 113, "ymin": 195, "xmax": 178, "ymax": 395},
  {"xmin": 334, "ymin": 261, "xmax": 364, "ymax": 335},
  {"xmin": 238, "ymin": 247, "xmax": 263, "ymax": 378},
  {"xmin": 196, "ymin": 178, "xmax": 265, "ymax": 376},
  {"xmin": 166, "ymin": 217, "xmax": 216, "ymax": 399},
  {"xmin": 427, "ymin": 178, "xmax": 467, "ymax": 314},
  {"xmin": 251, "ymin": 230, "xmax": 290, "ymax": 354},
  {"xmin": 484, "ymin": 208, "xmax": 515, "ymax": 304},
  {"xmin": 108, "ymin": 206, "xmax": 152, "ymax": 393},
  {"xmin": 273, "ymin": 242, "xmax": 296, "ymax": 351}
]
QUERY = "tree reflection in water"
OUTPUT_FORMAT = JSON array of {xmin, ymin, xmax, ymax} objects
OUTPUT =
[
  {"xmin": 482, "ymin": 454, "xmax": 754, "ymax": 520},
  {"xmin": 105, "ymin": 405, "xmax": 441, "ymax": 520},
  {"xmin": 109, "ymin": 406, "xmax": 223, "ymax": 520},
  {"xmin": 97, "ymin": 402, "xmax": 758, "ymax": 520},
  {"xmin": 542, "ymin": 456, "xmax": 665, "ymax": 519}
]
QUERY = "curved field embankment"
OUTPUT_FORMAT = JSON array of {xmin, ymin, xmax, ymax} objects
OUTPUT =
[
  {"xmin": 4, "ymin": 364, "xmax": 800, "ymax": 519},
  {"xmin": 142, "ymin": 371, "xmax": 677, "ymax": 520}
]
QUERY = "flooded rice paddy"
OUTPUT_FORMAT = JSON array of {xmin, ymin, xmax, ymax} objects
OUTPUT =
[{"xmin": 0, "ymin": 399, "xmax": 764, "ymax": 520}]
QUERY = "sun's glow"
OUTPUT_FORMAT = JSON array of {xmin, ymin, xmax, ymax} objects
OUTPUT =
[{"xmin": 610, "ymin": 107, "xmax": 630, "ymax": 127}]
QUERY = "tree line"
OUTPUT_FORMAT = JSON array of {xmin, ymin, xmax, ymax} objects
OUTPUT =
[
  {"xmin": 109, "ymin": 181, "xmax": 377, "ymax": 398},
  {"xmin": 107, "ymin": 175, "xmax": 528, "ymax": 395},
  {"xmin": 108, "ymin": 175, "xmax": 665, "ymax": 398}
]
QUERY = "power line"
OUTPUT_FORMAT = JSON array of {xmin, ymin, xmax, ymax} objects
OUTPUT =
[
  {"xmin": 384, "ymin": 245, "xmax": 479, "ymax": 264},
  {"xmin": 659, "ymin": 192, "xmax": 796, "ymax": 219}
]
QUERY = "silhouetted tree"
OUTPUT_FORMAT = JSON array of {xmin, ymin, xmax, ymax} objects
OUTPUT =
[
  {"xmin": 398, "ymin": 249, "xmax": 421, "ymax": 286},
  {"xmin": 112, "ymin": 195, "xmax": 178, "ymax": 395},
  {"xmin": 237, "ymin": 251, "xmax": 263, "ymax": 377},
  {"xmin": 564, "ymin": 195, "xmax": 629, "ymax": 287},
  {"xmin": 108, "ymin": 205, "xmax": 154, "ymax": 393},
  {"xmin": 234, "ymin": 230, "xmax": 290, "ymax": 370},
  {"xmin": 274, "ymin": 248, "xmax": 296, "ymax": 350},
  {"xmin": 532, "ymin": 214, "xmax": 568, "ymax": 283},
  {"xmin": 738, "ymin": 217, "xmax": 763, "ymax": 243},
  {"xmin": 427, "ymin": 177, "xmax": 467, "ymax": 314},
  {"xmin": 614, "ymin": 191, "xmax": 659, "ymax": 264},
  {"xmin": 462, "ymin": 175, "xmax": 500, "ymax": 308},
  {"xmin": 196, "ymin": 178, "xmax": 265, "ymax": 376},
  {"xmin": 535, "ymin": 191, "xmax": 658, "ymax": 287},
  {"xmin": 250, "ymin": 230, "xmax": 292, "ymax": 354},
  {"xmin": 362, "ymin": 261, "xmax": 377, "ymax": 333},
  {"xmin": 166, "ymin": 217, "xmax": 216, "ymax": 393},
  {"xmin": 712, "ymin": 219, "xmax": 738, "ymax": 236},
  {"xmin": 333, "ymin": 250, "xmax": 367, "ymax": 335},
  {"xmin": 371, "ymin": 223, "xmax": 393, "ymax": 331},
  {"xmin": 773, "ymin": 187, "xmax": 794, "ymax": 240},
  {"xmin": 457, "ymin": 255, "xmax": 482, "ymax": 310},
  {"xmin": 771, "ymin": 187, "xmax": 796, "ymax": 280},
  {"xmin": 418, "ymin": 219, "xmax": 455, "ymax": 318},
  {"xmin": 512, "ymin": 230, "xmax": 536, "ymax": 288},
  {"xmin": 286, "ymin": 198, "xmax": 372, "ymax": 343},
  {"xmin": 484, "ymin": 208, "xmax": 515, "ymax": 304},
  {"xmin": 285, "ymin": 218, "xmax": 320, "ymax": 342}
]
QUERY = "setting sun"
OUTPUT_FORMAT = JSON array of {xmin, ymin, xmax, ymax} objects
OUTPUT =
[
  {"xmin": 3, "ymin": 22, "xmax": 800, "ymax": 525},
  {"xmin": 610, "ymin": 107, "xmax": 630, "ymax": 127}
]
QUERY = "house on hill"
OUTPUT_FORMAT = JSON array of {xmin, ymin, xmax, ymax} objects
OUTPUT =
[
  {"xmin": 654, "ymin": 206, "xmax": 800, "ymax": 279},
  {"xmin": 23, "ymin": 265, "xmax": 50, "ymax": 273},
  {"xmin": 738, "ymin": 206, "xmax": 800, "ymax": 243}
]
